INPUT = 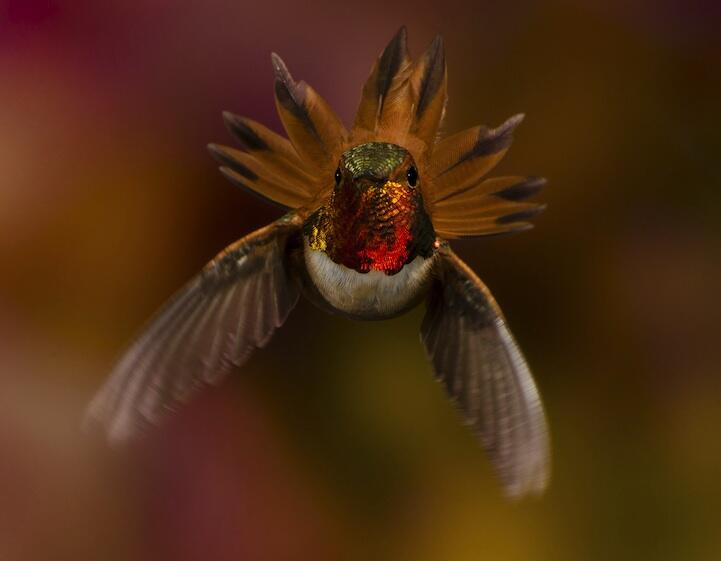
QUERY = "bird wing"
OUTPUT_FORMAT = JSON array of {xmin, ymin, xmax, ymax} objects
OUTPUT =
[
  {"xmin": 85, "ymin": 213, "xmax": 303, "ymax": 441},
  {"xmin": 420, "ymin": 244, "xmax": 550, "ymax": 498}
]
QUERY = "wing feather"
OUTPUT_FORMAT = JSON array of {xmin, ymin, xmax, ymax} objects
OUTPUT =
[
  {"xmin": 420, "ymin": 245, "xmax": 550, "ymax": 497},
  {"xmin": 85, "ymin": 214, "xmax": 302, "ymax": 441}
]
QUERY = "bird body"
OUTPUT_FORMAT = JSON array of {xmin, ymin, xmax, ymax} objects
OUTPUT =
[
  {"xmin": 86, "ymin": 28, "xmax": 551, "ymax": 499},
  {"xmin": 301, "ymin": 140, "xmax": 437, "ymax": 318},
  {"xmin": 304, "ymin": 245, "xmax": 435, "ymax": 319}
]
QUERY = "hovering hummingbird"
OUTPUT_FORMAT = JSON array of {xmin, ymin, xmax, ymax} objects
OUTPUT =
[{"xmin": 86, "ymin": 28, "xmax": 550, "ymax": 498}]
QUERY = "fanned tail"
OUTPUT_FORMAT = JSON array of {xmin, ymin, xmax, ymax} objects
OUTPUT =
[
  {"xmin": 351, "ymin": 28, "xmax": 448, "ymax": 158},
  {"xmin": 433, "ymin": 182, "xmax": 547, "ymax": 237},
  {"xmin": 210, "ymin": 27, "xmax": 545, "ymax": 234},
  {"xmin": 271, "ymin": 53, "xmax": 347, "ymax": 171},
  {"xmin": 408, "ymin": 35, "xmax": 447, "ymax": 147},
  {"xmin": 210, "ymin": 55, "xmax": 349, "ymax": 209},
  {"xmin": 353, "ymin": 26, "xmax": 413, "ymax": 139},
  {"xmin": 426, "ymin": 114, "xmax": 545, "ymax": 237}
]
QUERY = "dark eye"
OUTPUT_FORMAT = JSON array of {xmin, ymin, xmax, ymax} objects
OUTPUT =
[
  {"xmin": 335, "ymin": 168, "xmax": 342, "ymax": 184},
  {"xmin": 406, "ymin": 166, "xmax": 418, "ymax": 187}
]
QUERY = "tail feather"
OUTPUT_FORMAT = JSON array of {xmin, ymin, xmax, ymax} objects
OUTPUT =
[
  {"xmin": 429, "ymin": 173, "xmax": 546, "ymax": 238},
  {"xmin": 429, "ymin": 115, "xmax": 525, "ymax": 202},
  {"xmin": 211, "ymin": 28, "xmax": 545, "ymax": 237},
  {"xmin": 271, "ymin": 53, "xmax": 347, "ymax": 171},
  {"xmin": 353, "ymin": 26, "xmax": 413, "ymax": 137},
  {"xmin": 353, "ymin": 29, "xmax": 448, "ymax": 155},
  {"xmin": 209, "ymin": 143, "xmax": 314, "ymax": 209},
  {"xmin": 409, "ymin": 35, "xmax": 447, "ymax": 146}
]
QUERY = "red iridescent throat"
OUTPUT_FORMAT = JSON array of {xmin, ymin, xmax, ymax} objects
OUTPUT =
[{"xmin": 307, "ymin": 180, "xmax": 420, "ymax": 275}]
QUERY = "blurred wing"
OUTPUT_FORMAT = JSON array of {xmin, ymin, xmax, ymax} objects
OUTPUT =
[
  {"xmin": 421, "ymin": 245, "xmax": 550, "ymax": 498},
  {"xmin": 85, "ymin": 214, "xmax": 302, "ymax": 441}
]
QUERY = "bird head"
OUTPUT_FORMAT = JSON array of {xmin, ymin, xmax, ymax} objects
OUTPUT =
[{"xmin": 304, "ymin": 142, "xmax": 436, "ymax": 274}]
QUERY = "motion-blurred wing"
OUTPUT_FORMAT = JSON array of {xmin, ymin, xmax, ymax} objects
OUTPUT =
[
  {"xmin": 85, "ymin": 214, "xmax": 302, "ymax": 441},
  {"xmin": 421, "ymin": 245, "xmax": 550, "ymax": 498}
]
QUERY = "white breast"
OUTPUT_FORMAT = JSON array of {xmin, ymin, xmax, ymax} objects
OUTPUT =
[{"xmin": 303, "ymin": 240, "xmax": 435, "ymax": 319}]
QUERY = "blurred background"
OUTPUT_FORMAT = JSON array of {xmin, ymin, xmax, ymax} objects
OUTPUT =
[{"xmin": 1, "ymin": 0, "xmax": 720, "ymax": 559}]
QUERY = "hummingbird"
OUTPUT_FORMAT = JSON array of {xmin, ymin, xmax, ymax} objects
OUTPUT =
[{"xmin": 86, "ymin": 27, "xmax": 550, "ymax": 498}]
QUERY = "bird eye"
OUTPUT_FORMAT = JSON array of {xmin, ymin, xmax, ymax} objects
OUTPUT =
[
  {"xmin": 334, "ymin": 168, "xmax": 342, "ymax": 185},
  {"xmin": 406, "ymin": 166, "xmax": 418, "ymax": 187}
]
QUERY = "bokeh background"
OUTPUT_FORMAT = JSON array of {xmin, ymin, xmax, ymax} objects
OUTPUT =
[{"xmin": 1, "ymin": 1, "xmax": 720, "ymax": 559}]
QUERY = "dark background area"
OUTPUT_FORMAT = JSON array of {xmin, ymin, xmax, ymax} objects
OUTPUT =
[{"xmin": 1, "ymin": 1, "xmax": 720, "ymax": 559}]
